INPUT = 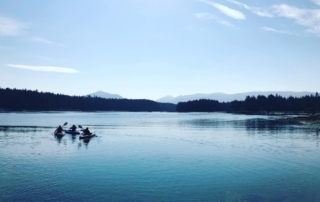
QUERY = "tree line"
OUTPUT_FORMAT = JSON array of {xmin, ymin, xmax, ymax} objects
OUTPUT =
[
  {"xmin": 177, "ymin": 99, "xmax": 231, "ymax": 112},
  {"xmin": 177, "ymin": 93, "xmax": 320, "ymax": 114},
  {"xmin": 2, "ymin": 87, "xmax": 319, "ymax": 114},
  {"xmin": 0, "ymin": 88, "xmax": 176, "ymax": 112}
]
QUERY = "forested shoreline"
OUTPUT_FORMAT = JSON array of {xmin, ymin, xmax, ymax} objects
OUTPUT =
[
  {"xmin": 0, "ymin": 88, "xmax": 176, "ymax": 112},
  {"xmin": 177, "ymin": 94, "xmax": 320, "ymax": 114},
  {"xmin": 1, "ymin": 87, "xmax": 319, "ymax": 115}
]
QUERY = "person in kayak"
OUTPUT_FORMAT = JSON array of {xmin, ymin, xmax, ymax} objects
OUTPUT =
[
  {"xmin": 83, "ymin": 127, "xmax": 92, "ymax": 135},
  {"xmin": 55, "ymin": 125, "xmax": 63, "ymax": 133},
  {"xmin": 70, "ymin": 125, "xmax": 77, "ymax": 131}
]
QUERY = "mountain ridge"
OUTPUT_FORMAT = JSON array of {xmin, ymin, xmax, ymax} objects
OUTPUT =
[
  {"xmin": 157, "ymin": 91, "xmax": 316, "ymax": 104},
  {"xmin": 88, "ymin": 91, "xmax": 123, "ymax": 99}
]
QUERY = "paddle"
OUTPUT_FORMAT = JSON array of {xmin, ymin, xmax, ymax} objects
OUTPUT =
[
  {"xmin": 78, "ymin": 125, "xmax": 84, "ymax": 131},
  {"xmin": 61, "ymin": 122, "xmax": 68, "ymax": 131}
]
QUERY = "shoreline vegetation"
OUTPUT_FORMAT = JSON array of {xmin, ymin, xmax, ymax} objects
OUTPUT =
[
  {"xmin": 176, "ymin": 96, "xmax": 320, "ymax": 125},
  {"xmin": 1, "ymin": 87, "xmax": 320, "ymax": 125},
  {"xmin": 0, "ymin": 87, "xmax": 176, "ymax": 112}
]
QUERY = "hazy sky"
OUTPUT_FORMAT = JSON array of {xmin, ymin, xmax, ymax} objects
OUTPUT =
[{"xmin": 1, "ymin": 0, "xmax": 320, "ymax": 100}]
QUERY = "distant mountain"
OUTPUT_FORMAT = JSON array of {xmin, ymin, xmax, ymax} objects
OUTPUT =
[
  {"xmin": 157, "ymin": 91, "xmax": 316, "ymax": 104},
  {"xmin": 157, "ymin": 96, "xmax": 175, "ymax": 103},
  {"xmin": 88, "ymin": 91, "xmax": 123, "ymax": 99}
]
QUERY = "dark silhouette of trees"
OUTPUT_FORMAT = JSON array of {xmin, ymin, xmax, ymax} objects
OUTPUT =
[
  {"xmin": 2, "ymin": 87, "xmax": 319, "ymax": 114},
  {"xmin": 231, "ymin": 93, "xmax": 320, "ymax": 114},
  {"xmin": 0, "ymin": 87, "xmax": 176, "ymax": 112},
  {"xmin": 177, "ymin": 93, "xmax": 320, "ymax": 114},
  {"xmin": 177, "ymin": 99, "xmax": 231, "ymax": 112}
]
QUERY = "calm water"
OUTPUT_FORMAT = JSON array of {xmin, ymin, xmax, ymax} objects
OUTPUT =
[{"xmin": 0, "ymin": 112, "xmax": 319, "ymax": 202}]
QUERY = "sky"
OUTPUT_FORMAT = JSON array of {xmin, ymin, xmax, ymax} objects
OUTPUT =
[{"xmin": 1, "ymin": 0, "xmax": 320, "ymax": 100}]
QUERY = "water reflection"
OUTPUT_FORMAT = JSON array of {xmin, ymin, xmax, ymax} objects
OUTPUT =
[
  {"xmin": 179, "ymin": 118, "xmax": 318, "ymax": 134},
  {"xmin": 77, "ymin": 138, "xmax": 92, "ymax": 149},
  {"xmin": 68, "ymin": 134, "xmax": 78, "ymax": 143},
  {"xmin": 243, "ymin": 118, "xmax": 317, "ymax": 135},
  {"xmin": 179, "ymin": 118, "xmax": 226, "ymax": 128},
  {"xmin": 54, "ymin": 134, "xmax": 64, "ymax": 144},
  {"xmin": 0, "ymin": 125, "xmax": 51, "ymax": 133},
  {"xmin": 244, "ymin": 118, "xmax": 289, "ymax": 133},
  {"xmin": 82, "ymin": 138, "xmax": 91, "ymax": 148}
]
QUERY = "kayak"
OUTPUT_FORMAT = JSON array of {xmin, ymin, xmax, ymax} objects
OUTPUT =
[
  {"xmin": 64, "ymin": 130, "xmax": 80, "ymax": 135},
  {"xmin": 79, "ymin": 133, "xmax": 96, "ymax": 139},
  {"xmin": 54, "ymin": 131, "xmax": 65, "ymax": 136}
]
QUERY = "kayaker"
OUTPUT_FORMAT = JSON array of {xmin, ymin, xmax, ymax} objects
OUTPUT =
[
  {"xmin": 55, "ymin": 125, "xmax": 63, "ymax": 133},
  {"xmin": 70, "ymin": 125, "xmax": 77, "ymax": 131},
  {"xmin": 83, "ymin": 127, "xmax": 91, "ymax": 135}
]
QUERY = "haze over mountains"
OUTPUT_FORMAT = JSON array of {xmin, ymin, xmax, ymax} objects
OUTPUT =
[
  {"xmin": 88, "ymin": 91, "xmax": 123, "ymax": 99},
  {"xmin": 88, "ymin": 91, "xmax": 316, "ymax": 104},
  {"xmin": 157, "ymin": 91, "xmax": 315, "ymax": 104}
]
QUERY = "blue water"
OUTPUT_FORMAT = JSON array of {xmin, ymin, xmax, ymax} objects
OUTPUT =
[{"xmin": 0, "ymin": 112, "xmax": 319, "ymax": 202}]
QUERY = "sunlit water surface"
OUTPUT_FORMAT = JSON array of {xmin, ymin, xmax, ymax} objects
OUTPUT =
[{"xmin": 0, "ymin": 112, "xmax": 320, "ymax": 202}]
